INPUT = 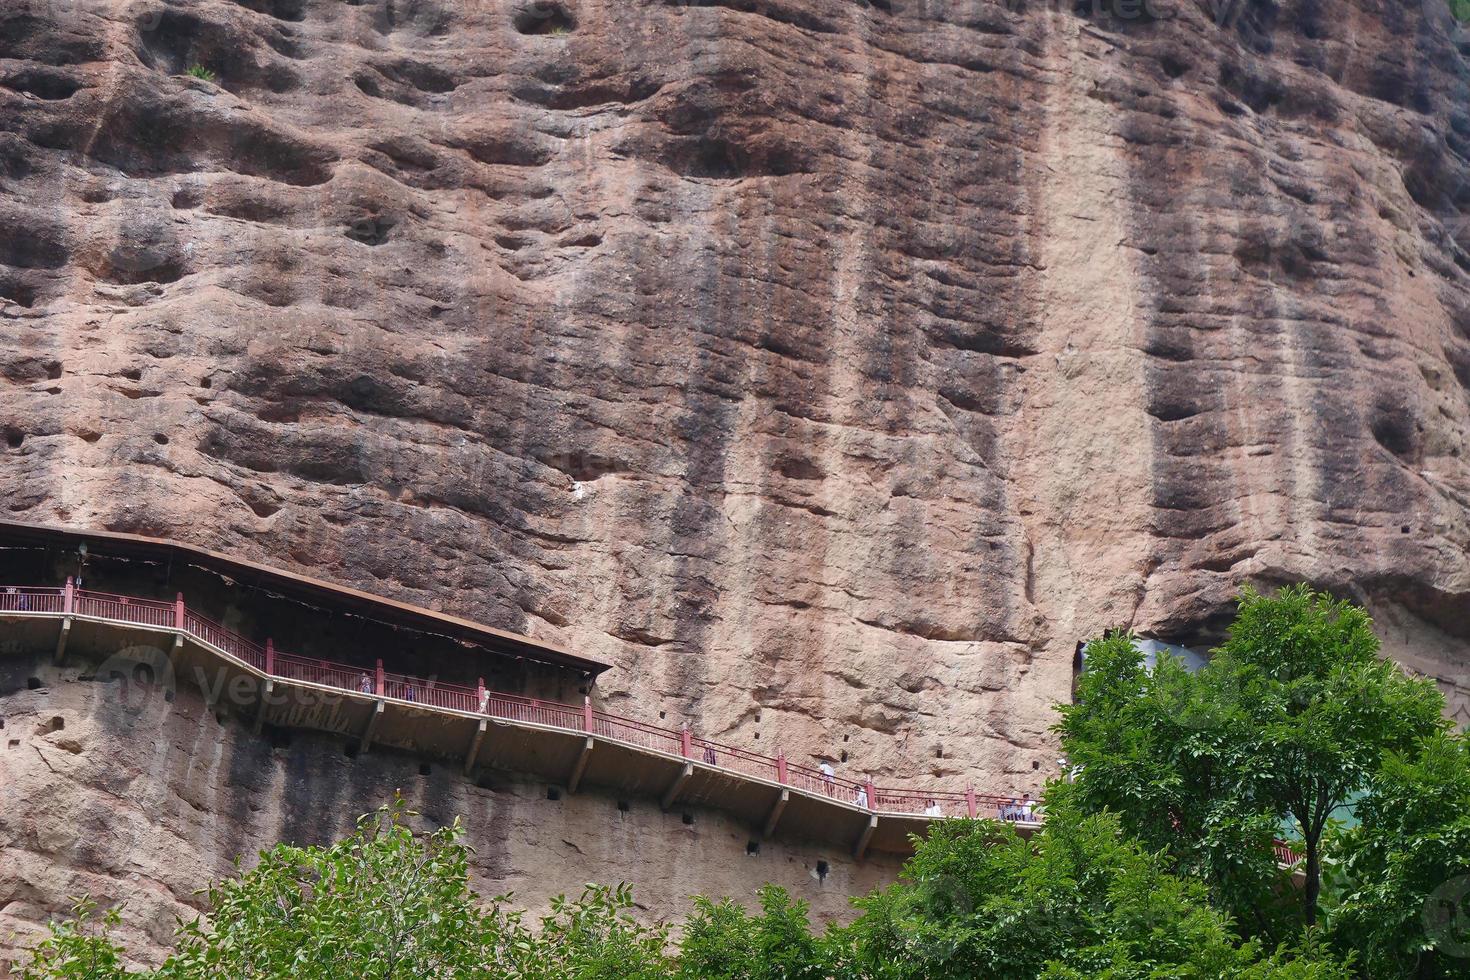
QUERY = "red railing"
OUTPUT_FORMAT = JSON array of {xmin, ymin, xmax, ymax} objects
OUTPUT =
[
  {"xmin": 1275, "ymin": 839, "xmax": 1303, "ymax": 866},
  {"xmin": 0, "ymin": 586, "xmax": 64, "ymax": 615},
  {"xmin": 6, "ymin": 579, "xmax": 1319, "ymax": 847},
  {"xmin": 73, "ymin": 589, "xmax": 177, "ymax": 630},
  {"xmin": 183, "ymin": 610, "xmax": 267, "ymax": 670},
  {"xmin": 0, "ymin": 579, "xmax": 1037, "ymax": 817}
]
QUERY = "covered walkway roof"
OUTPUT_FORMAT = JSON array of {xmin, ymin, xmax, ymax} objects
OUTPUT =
[{"xmin": 0, "ymin": 518, "xmax": 612, "ymax": 677}]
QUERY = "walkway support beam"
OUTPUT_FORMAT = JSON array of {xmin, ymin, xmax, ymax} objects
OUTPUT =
[
  {"xmin": 854, "ymin": 815, "xmax": 878, "ymax": 861},
  {"xmin": 253, "ymin": 680, "xmax": 274, "ymax": 735},
  {"xmin": 360, "ymin": 698, "xmax": 384, "ymax": 753},
  {"xmin": 53, "ymin": 617, "xmax": 71, "ymax": 665},
  {"xmin": 464, "ymin": 719, "xmax": 488, "ymax": 776},
  {"xmin": 662, "ymin": 762, "xmax": 693, "ymax": 811},
  {"xmin": 763, "ymin": 789, "xmax": 789, "ymax": 839},
  {"xmin": 567, "ymin": 736, "xmax": 594, "ymax": 793}
]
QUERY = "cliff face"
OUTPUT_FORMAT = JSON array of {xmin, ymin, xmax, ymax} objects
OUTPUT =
[{"xmin": 3, "ymin": 0, "xmax": 1470, "ymax": 958}]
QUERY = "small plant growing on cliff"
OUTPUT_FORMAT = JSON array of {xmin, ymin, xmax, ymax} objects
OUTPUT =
[
  {"xmin": 184, "ymin": 65, "xmax": 215, "ymax": 82},
  {"xmin": 14, "ymin": 899, "xmax": 127, "ymax": 980}
]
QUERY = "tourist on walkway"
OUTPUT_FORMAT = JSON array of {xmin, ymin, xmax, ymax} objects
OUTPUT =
[
  {"xmin": 479, "ymin": 688, "xmax": 490, "ymax": 713},
  {"xmin": 924, "ymin": 799, "xmax": 943, "ymax": 816},
  {"xmin": 703, "ymin": 745, "xmax": 717, "ymax": 766},
  {"xmin": 856, "ymin": 785, "xmax": 868, "ymax": 808},
  {"xmin": 819, "ymin": 760, "xmax": 835, "ymax": 793},
  {"xmin": 358, "ymin": 673, "xmax": 373, "ymax": 695},
  {"xmin": 403, "ymin": 684, "xmax": 416, "ymax": 703}
]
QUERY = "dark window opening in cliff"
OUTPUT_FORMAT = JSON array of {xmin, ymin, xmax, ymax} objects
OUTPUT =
[
  {"xmin": 617, "ymin": 799, "xmax": 630, "ymax": 812},
  {"xmin": 26, "ymin": 676, "xmax": 41, "ymax": 690},
  {"xmin": 746, "ymin": 840, "xmax": 760, "ymax": 855},
  {"xmin": 418, "ymin": 762, "xmax": 431, "ymax": 776},
  {"xmin": 4, "ymin": 429, "xmax": 23, "ymax": 449},
  {"xmin": 1402, "ymin": 525, "xmax": 1411, "ymax": 534},
  {"xmin": 0, "ymin": 717, "xmax": 6, "ymax": 729},
  {"xmin": 267, "ymin": 727, "xmax": 291, "ymax": 750},
  {"xmin": 343, "ymin": 742, "xmax": 358, "ymax": 758},
  {"xmin": 816, "ymin": 860, "xmax": 829, "ymax": 880},
  {"xmin": 514, "ymin": 2, "xmax": 575, "ymax": 35},
  {"xmin": 681, "ymin": 812, "xmax": 693, "ymax": 825},
  {"xmin": 547, "ymin": 786, "xmax": 561, "ymax": 801},
  {"xmin": 49, "ymin": 715, "xmax": 63, "ymax": 731}
]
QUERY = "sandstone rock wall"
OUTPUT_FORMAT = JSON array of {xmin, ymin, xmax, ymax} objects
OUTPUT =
[{"xmin": 3, "ymin": 0, "xmax": 1470, "ymax": 960}]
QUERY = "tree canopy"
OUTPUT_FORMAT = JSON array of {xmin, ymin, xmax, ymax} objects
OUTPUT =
[{"xmin": 1055, "ymin": 585, "xmax": 1449, "ymax": 936}]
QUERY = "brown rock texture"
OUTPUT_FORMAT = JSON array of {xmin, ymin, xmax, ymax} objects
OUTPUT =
[{"xmin": 3, "ymin": 0, "xmax": 1470, "ymax": 961}]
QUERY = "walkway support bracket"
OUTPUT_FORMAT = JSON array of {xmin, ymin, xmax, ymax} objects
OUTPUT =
[
  {"xmin": 464, "ymin": 719, "xmax": 488, "ymax": 776},
  {"xmin": 662, "ymin": 762, "xmax": 693, "ymax": 811},
  {"xmin": 853, "ymin": 815, "xmax": 878, "ymax": 861},
  {"xmin": 567, "ymin": 736, "xmax": 594, "ymax": 794},
  {"xmin": 360, "ymin": 698, "xmax": 384, "ymax": 753},
  {"xmin": 53, "ymin": 617, "xmax": 71, "ymax": 665},
  {"xmin": 253, "ymin": 680, "xmax": 274, "ymax": 735},
  {"xmin": 763, "ymin": 789, "xmax": 789, "ymax": 839}
]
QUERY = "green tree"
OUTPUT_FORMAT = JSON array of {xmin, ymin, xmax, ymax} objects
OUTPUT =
[
  {"xmin": 678, "ymin": 885, "xmax": 826, "ymax": 979},
  {"xmin": 15, "ymin": 900, "xmax": 129, "ymax": 980},
  {"xmin": 829, "ymin": 811, "xmax": 1348, "ymax": 980},
  {"xmin": 515, "ymin": 883, "xmax": 671, "ymax": 980},
  {"xmin": 1325, "ymin": 731, "xmax": 1470, "ymax": 978},
  {"xmin": 1057, "ymin": 585, "xmax": 1448, "ymax": 931},
  {"xmin": 156, "ymin": 798, "xmax": 510, "ymax": 978},
  {"xmin": 14, "ymin": 799, "xmax": 672, "ymax": 980}
]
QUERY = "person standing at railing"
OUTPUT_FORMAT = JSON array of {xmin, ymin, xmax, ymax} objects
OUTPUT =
[
  {"xmin": 403, "ymin": 683, "xmax": 416, "ymax": 703},
  {"xmin": 819, "ymin": 760, "xmax": 835, "ymax": 794},
  {"xmin": 703, "ymin": 745, "xmax": 717, "ymax": 766},
  {"xmin": 479, "ymin": 687, "xmax": 490, "ymax": 714},
  {"xmin": 1021, "ymin": 796, "xmax": 1036, "ymax": 821},
  {"xmin": 923, "ymin": 799, "xmax": 942, "ymax": 817},
  {"xmin": 358, "ymin": 673, "xmax": 373, "ymax": 695},
  {"xmin": 856, "ymin": 785, "xmax": 868, "ymax": 809}
]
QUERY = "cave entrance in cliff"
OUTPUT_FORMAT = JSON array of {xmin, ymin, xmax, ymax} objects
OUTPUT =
[{"xmin": 0, "ymin": 518, "xmax": 611, "ymax": 706}]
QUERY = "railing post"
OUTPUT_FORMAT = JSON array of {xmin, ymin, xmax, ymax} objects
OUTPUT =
[
  {"xmin": 680, "ymin": 723, "xmax": 692, "ymax": 758},
  {"xmin": 375, "ymin": 659, "xmax": 385, "ymax": 696},
  {"xmin": 776, "ymin": 750, "xmax": 788, "ymax": 784},
  {"xmin": 583, "ymin": 696, "xmax": 593, "ymax": 732},
  {"xmin": 63, "ymin": 576, "xmax": 74, "ymax": 615},
  {"xmin": 265, "ymin": 639, "xmax": 275, "ymax": 675},
  {"xmin": 865, "ymin": 779, "xmax": 877, "ymax": 811},
  {"xmin": 174, "ymin": 592, "xmax": 185, "ymax": 630},
  {"xmin": 966, "ymin": 786, "xmax": 977, "ymax": 819}
]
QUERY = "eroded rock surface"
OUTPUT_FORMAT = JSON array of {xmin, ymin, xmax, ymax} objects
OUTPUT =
[{"xmin": 3, "ymin": 0, "xmax": 1470, "ymax": 961}]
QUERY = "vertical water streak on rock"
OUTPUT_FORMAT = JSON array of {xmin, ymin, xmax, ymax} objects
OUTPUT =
[{"xmin": 1005, "ymin": 8, "xmax": 1154, "ymax": 763}]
